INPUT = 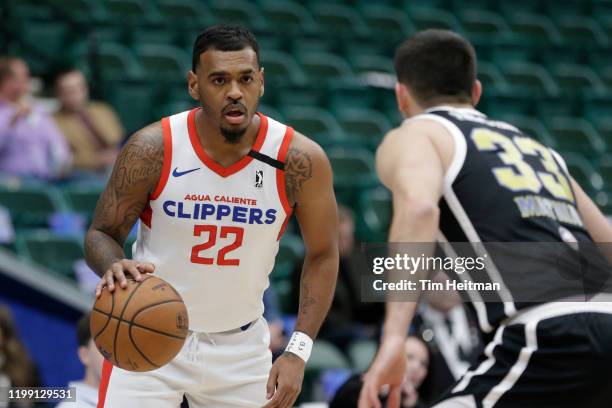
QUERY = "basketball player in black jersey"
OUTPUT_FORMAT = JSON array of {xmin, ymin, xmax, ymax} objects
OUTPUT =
[{"xmin": 359, "ymin": 29, "xmax": 612, "ymax": 408}]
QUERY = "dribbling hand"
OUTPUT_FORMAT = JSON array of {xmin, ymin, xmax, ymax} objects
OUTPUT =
[{"xmin": 95, "ymin": 259, "xmax": 155, "ymax": 298}]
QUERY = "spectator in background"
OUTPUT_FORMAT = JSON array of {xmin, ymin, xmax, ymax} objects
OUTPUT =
[
  {"xmin": 53, "ymin": 68, "xmax": 123, "ymax": 177},
  {"xmin": 290, "ymin": 205, "xmax": 383, "ymax": 351},
  {"xmin": 0, "ymin": 57, "xmax": 72, "ymax": 180},
  {"xmin": 412, "ymin": 271, "xmax": 481, "ymax": 403},
  {"xmin": 0, "ymin": 305, "xmax": 40, "ymax": 408},
  {"xmin": 56, "ymin": 312, "xmax": 103, "ymax": 408},
  {"xmin": 330, "ymin": 336, "xmax": 430, "ymax": 408}
]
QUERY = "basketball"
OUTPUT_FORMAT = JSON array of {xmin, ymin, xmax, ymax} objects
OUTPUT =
[{"xmin": 90, "ymin": 275, "xmax": 189, "ymax": 372}]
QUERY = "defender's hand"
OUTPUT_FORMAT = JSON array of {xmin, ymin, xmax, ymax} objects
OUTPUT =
[
  {"xmin": 359, "ymin": 335, "xmax": 407, "ymax": 408},
  {"xmin": 263, "ymin": 352, "xmax": 305, "ymax": 408},
  {"xmin": 95, "ymin": 259, "xmax": 155, "ymax": 297}
]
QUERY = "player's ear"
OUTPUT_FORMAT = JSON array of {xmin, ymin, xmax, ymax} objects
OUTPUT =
[
  {"xmin": 395, "ymin": 82, "xmax": 409, "ymax": 117},
  {"xmin": 472, "ymin": 80, "xmax": 482, "ymax": 107},
  {"xmin": 187, "ymin": 70, "xmax": 200, "ymax": 102},
  {"xmin": 77, "ymin": 345, "xmax": 89, "ymax": 366},
  {"xmin": 259, "ymin": 67, "xmax": 265, "ymax": 97}
]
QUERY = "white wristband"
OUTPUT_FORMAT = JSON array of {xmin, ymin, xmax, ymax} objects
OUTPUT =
[{"xmin": 285, "ymin": 331, "xmax": 313, "ymax": 363}]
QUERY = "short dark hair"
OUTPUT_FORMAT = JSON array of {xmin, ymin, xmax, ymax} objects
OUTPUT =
[
  {"xmin": 77, "ymin": 313, "xmax": 91, "ymax": 347},
  {"xmin": 394, "ymin": 29, "xmax": 477, "ymax": 106},
  {"xmin": 192, "ymin": 24, "xmax": 259, "ymax": 72}
]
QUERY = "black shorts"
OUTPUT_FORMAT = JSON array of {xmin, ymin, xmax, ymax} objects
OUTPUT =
[{"xmin": 434, "ymin": 305, "xmax": 612, "ymax": 408}]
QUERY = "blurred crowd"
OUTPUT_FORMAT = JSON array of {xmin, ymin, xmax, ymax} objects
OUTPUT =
[{"xmin": 0, "ymin": 57, "xmax": 123, "ymax": 183}]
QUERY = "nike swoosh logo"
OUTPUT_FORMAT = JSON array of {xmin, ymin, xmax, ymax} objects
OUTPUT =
[{"xmin": 172, "ymin": 167, "xmax": 200, "ymax": 177}]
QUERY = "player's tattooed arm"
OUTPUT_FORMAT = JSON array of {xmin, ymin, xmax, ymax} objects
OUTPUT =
[
  {"xmin": 286, "ymin": 133, "xmax": 339, "ymax": 339},
  {"xmin": 285, "ymin": 146, "xmax": 313, "ymax": 207},
  {"xmin": 85, "ymin": 122, "xmax": 164, "ymax": 278}
]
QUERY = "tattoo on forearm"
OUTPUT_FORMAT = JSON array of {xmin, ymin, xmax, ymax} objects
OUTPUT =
[
  {"xmin": 285, "ymin": 147, "xmax": 313, "ymax": 206},
  {"xmin": 86, "ymin": 123, "xmax": 163, "ymax": 274}
]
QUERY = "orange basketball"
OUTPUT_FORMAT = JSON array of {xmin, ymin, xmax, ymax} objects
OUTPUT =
[{"xmin": 90, "ymin": 275, "xmax": 189, "ymax": 372}]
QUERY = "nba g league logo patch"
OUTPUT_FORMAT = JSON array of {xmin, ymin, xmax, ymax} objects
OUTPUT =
[{"xmin": 255, "ymin": 170, "xmax": 263, "ymax": 188}]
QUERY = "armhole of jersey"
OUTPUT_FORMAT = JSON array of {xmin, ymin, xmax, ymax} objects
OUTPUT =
[
  {"xmin": 276, "ymin": 126, "xmax": 294, "ymax": 216},
  {"xmin": 549, "ymin": 148, "xmax": 569, "ymax": 174},
  {"xmin": 409, "ymin": 114, "xmax": 467, "ymax": 191},
  {"xmin": 150, "ymin": 117, "xmax": 173, "ymax": 200}
]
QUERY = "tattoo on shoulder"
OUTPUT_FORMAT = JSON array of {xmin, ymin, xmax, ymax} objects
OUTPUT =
[
  {"xmin": 92, "ymin": 122, "xmax": 164, "ymax": 241},
  {"xmin": 285, "ymin": 147, "xmax": 313, "ymax": 206}
]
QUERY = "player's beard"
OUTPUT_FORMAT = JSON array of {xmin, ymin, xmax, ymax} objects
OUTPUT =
[{"xmin": 220, "ymin": 125, "xmax": 248, "ymax": 144}]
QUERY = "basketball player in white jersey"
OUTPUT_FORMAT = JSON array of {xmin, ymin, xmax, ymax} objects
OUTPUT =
[{"xmin": 84, "ymin": 25, "xmax": 339, "ymax": 408}]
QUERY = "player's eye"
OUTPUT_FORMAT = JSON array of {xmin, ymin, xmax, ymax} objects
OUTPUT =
[
  {"xmin": 241, "ymin": 76, "xmax": 253, "ymax": 84},
  {"xmin": 212, "ymin": 77, "xmax": 225, "ymax": 86}
]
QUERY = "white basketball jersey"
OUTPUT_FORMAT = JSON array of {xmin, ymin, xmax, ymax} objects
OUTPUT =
[{"xmin": 133, "ymin": 108, "xmax": 294, "ymax": 332}]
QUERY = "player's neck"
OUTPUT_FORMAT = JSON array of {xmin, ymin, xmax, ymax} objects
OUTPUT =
[
  {"xmin": 83, "ymin": 369, "xmax": 99, "ymax": 389},
  {"xmin": 196, "ymin": 109, "xmax": 261, "ymax": 166}
]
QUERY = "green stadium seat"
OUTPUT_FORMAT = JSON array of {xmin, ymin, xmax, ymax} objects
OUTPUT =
[
  {"xmin": 14, "ymin": 230, "xmax": 83, "ymax": 281},
  {"xmin": 134, "ymin": 44, "xmax": 190, "ymax": 80},
  {"xmin": 497, "ymin": 114, "xmax": 556, "ymax": 148},
  {"xmin": 209, "ymin": 0, "xmax": 266, "ymax": 29},
  {"xmin": 124, "ymin": 235, "xmax": 137, "ymax": 259},
  {"xmin": 550, "ymin": 63, "xmax": 607, "ymax": 96},
  {"xmin": 348, "ymin": 54, "xmax": 394, "ymax": 75},
  {"xmin": 311, "ymin": 4, "xmax": 369, "ymax": 36},
  {"xmin": 63, "ymin": 184, "xmax": 104, "ymax": 225},
  {"xmin": 288, "ymin": 37, "xmax": 335, "ymax": 54},
  {"xmin": 458, "ymin": 10, "xmax": 509, "ymax": 41},
  {"xmin": 499, "ymin": 62, "xmax": 559, "ymax": 96},
  {"xmin": 259, "ymin": 0, "xmax": 317, "ymax": 33},
  {"xmin": 261, "ymin": 50, "xmax": 307, "ymax": 86},
  {"xmin": 506, "ymin": 13, "xmax": 563, "ymax": 46},
  {"xmin": 270, "ymin": 233, "xmax": 303, "ymax": 313},
  {"xmin": 107, "ymin": 79, "xmax": 158, "ymax": 134},
  {"xmin": 328, "ymin": 148, "xmax": 377, "ymax": 192},
  {"xmin": 282, "ymin": 106, "xmax": 345, "ymax": 146},
  {"xmin": 48, "ymin": 0, "xmax": 104, "ymax": 23},
  {"xmin": 583, "ymin": 95, "xmax": 612, "ymax": 125},
  {"xmin": 357, "ymin": 186, "xmax": 391, "ymax": 242},
  {"xmin": 479, "ymin": 91, "xmax": 533, "ymax": 117},
  {"xmin": 329, "ymin": 81, "xmax": 378, "ymax": 111},
  {"xmin": 597, "ymin": 156, "xmax": 612, "ymax": 189},
  {"xmin": 546, "ymin": 117, "xmax": 607, "ymax": 157},
  {"xmin": 336, "ymin": 108, "xmax": 391, "ymax": 149},
  {"xmin": 0, "ymin": 183, "xmax": 68, "ymax": 228},
  {"xmin": 73, "ymin": 42, "xmax": 142, "ymax": 81},
  {"xmin": 155, "ymin": 98, "xmax": 196, "ymax": 119},
  {"xmin": 590, "ymin": 117, "xmax": 612, "ymax": 152},
  {"xmin": 360, "ymin": 5, "xmax": 413, "ymax": 41},
  {"xmin": 274, "ymin": 85, "xmax": 323, "ymax": 108},
  {"xmin": 596, "ymin": 66, "xmax": 612, "ymax": 89},
  {"xmin": 296, "ymin": 52, "xmax": 354, "ymax": 84},
  {"xmin": 348, "ymin": 339, "xmax": 377, "ymax": 372},
  {"xmin": 301, "ymin": 339, "xmax": 350, "ymax": 404},
  {"xmin": 99, "ymin": 0, "xmax": 159, "ymax": 22},
  {"xmin": 562, "ymin": 152, "xmax": 601, "ymax": 193},
  {"xmin": 130, "ymin": 26, "xmax": 180, "ymax": 47},
  {"xmin": 157, "ymin": 0, "xmax": 213, "ymax": 27},
  {"xmin": 407, "ymin": 7, "xmax": 461, "ymax": 31},
  {"xmin": 477, "ymin": 62, "xmax": 509, "ymax": 93},
  {"xmin": 556, "ymin": 16, "xmax": 609, "ymax": 48},
  {"xmin": 11, "ymin": 0, "xmax": 55, "ymax": 20},
  {"xmin": 20, "ymin": 21, "xmax": 68, "ymax": 60}
]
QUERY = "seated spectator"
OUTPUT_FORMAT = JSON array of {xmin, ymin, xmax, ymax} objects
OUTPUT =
[
  {"xmin": 412, "ymin": 272, "xmax": 482, "ymax": 403},
  {"xmin": 0, "ymin": 57, "xmax": 72, "ymax": 180},
  {"xmin": 0, "ymin": 304, "xmax": 40, "ymax": 408},
  {"xmin": 289, "ymin": 205, "xmax": 383, "ymax": 351},
  {"xmin": 53, "ymin": 68, "xmax": 123, "ymax": 177},
  {"xmin": 56, "ymin": 312, "xmax": 103, "ymax": 408},
  {"xmin": 330, "ymin": 336, "xmax": 430, "ymax": 408}
]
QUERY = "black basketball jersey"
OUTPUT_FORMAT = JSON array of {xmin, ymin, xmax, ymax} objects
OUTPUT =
[{"xmin": 417, "ymin": 106, "xmax": 608, "ymax": 336}]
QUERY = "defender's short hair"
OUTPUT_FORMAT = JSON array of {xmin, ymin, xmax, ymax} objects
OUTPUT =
[
  {"xmin": 192, "ymin": 24, "xmax": 259, "ymax": 72},
  {"xmin": 77, "ymin": 313, "xmax": 91, "ymax": 347},
  {"xmin": 394, "ymin": 29, "xmax": 477, "ymax": 106}
]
